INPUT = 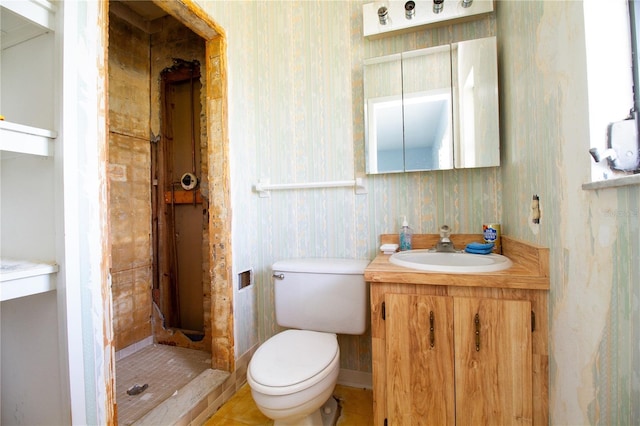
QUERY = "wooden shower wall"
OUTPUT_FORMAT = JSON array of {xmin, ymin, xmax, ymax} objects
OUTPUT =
[{"xmin": 108, "ymin": 11, "xmax": 208, "ymax": 352}]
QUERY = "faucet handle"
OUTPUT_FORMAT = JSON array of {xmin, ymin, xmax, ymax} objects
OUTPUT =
[{"xmin": 440, "ymin": 225, "xmax": 450, "ymax": 237}]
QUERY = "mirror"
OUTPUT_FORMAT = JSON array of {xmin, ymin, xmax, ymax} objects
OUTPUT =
[
  {"xmin": 402, "ymin": 46, "xmax": 453, "ymax": 171},
  {"xmin": 364, "ymin": 36, "xmax": 499, "ymax": 174},
  {"xmin": 363, "ymin": 53, "xmax": 404, "ymax": 173},
  {"xmin": 452, "ymin": 37, "xmax": 499, "ymax": 168}
]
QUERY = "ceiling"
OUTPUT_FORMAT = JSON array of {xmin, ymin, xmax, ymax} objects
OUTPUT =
[
  {"xmin": 117, "ymin": 1, "xmax": 167, "ymax": 21},
  {"xmin": 0, "ymin": 1, "xmax": 168, "ymax": 48},
  {"xmin": 111, "ymin": 1, "xmax": 218, "ymax": 41},
  {"xmin": 110, "ymin": 0, "xmax": 170, "ymax": 34}
]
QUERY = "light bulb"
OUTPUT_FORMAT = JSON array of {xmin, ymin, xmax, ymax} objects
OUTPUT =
[
  {"xmin": 378, "ymin": 6, "xmax": 389, "ymax": 24},
  {"xmin": 405, "ymin": 1, "xmax": 415, "ymax": 19},
  {"xmin": 433, "ymin": 0, "xmax": 444, "ymax": 14}
]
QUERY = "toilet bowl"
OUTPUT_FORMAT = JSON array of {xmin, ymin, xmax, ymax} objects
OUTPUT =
[{"xmin": 247, "ymin": 329, "xmax": 340, "ymax": 426}]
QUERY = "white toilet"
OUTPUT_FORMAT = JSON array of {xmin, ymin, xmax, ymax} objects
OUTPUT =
[{"xmin": 246, "ymin": 258, "xmax": 370, "ymax": 426}]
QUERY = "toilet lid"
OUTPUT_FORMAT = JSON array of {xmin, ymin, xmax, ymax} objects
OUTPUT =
[{"xmin": 249, "ymin": 329, "xmax": 338, "ymax": 388}]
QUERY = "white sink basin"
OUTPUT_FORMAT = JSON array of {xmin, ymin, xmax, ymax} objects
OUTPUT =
[{"xmin": 389, "ymin": 249, "xmax": 513, "ymax": 273}]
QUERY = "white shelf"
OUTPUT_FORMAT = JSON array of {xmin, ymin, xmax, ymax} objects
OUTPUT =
[
  {"xmin": 0, "ymin": 120, "xmax": 57, "ymax": 156},
  {"xmin": 582, "ymin": 173, "xmax": 640, "ymax": 190},
  {"xmin": 0, "ymin": 0, "xmax": 57, "ymax": 45},
  {"xmin": 0, "ymin": 258, "xmax": 58, "ymax": 301}
]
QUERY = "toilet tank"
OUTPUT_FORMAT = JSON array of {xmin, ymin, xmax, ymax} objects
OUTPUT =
[{"xmin": 273, "ymin": 258, "xmax": 371, "ymax": 335}]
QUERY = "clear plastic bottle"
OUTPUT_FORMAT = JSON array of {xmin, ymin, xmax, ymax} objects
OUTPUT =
[{"xmin": 399, "ymin": 216, "xmax": 413, "ymax": 251}]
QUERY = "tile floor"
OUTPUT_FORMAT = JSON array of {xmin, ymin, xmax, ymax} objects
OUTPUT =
[
  {"xmin": 202, "ymin": 383, "xmax": 373, "ymax": 426},
  {"xmin": 116, "ymin": 344, "xmax": 212, "ymax": 425}
]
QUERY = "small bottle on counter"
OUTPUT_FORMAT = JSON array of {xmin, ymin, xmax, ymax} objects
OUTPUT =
[
  {"xmin": 399, "ymin": 217, "xmax": 413, "ymax": 251},
  {"xmin": 482, "ymin": 223, "xmax": 501, "ymax": 254}
]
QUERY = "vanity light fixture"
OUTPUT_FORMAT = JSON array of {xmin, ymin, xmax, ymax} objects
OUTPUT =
[
  {"xmin": 433, "ymin": 0, "xmax": 444, "ymax": 14},
  {"xmin": 378, "ymin": 6, "xmax": 389, "ymax": 24},
  {"xmin": 362, "ymin": 0, "xmax": 495, "ymax": 38},
  {"xmin": 405, "ymin": 1, "xmax": 416, "ymax": 19}
]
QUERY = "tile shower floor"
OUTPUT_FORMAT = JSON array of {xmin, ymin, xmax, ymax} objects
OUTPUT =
[
  {"xmin": 203, "ymin": 383, "xmax": 373, "ymax": 425},
  {"xmin": 116, "ymin": 344, "xmax": 211, "ymax": 425}
]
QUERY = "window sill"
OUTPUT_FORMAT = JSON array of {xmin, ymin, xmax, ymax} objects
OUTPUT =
[{"xmin": 582, "ymin": 173, "xmax": 640, "ymax": 190}]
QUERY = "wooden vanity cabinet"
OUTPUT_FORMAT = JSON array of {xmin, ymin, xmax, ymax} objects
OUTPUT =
[
  {"xmin": 371, "ymin": 282, "xmax": 548, "ymax": 426},
  {"xmin": 384, "ymin": 292, "xmax": 533, "ymax": 426},
  {"xmin": 367, "ymin": 236, "xmax": 549, "ymax": 426}
]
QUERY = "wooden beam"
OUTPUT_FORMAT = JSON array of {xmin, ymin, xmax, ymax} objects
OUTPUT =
[{"xmin": 164, "ymin": 190, "xmax": 203, "ymax": 204}]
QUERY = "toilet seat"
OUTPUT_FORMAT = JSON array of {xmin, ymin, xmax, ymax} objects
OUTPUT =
[{"xmin": 248, "ymin": 329, "xmax": 339, "ymax": 395}]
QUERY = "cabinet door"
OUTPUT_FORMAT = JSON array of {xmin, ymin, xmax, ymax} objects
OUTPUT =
[
  {"xmin": 385, "ymin": 293, "xmax": 455, "ymax": 426},
  {"xmin": 454, "ymin": 297, "xmax": 533, "ymax": 425}
]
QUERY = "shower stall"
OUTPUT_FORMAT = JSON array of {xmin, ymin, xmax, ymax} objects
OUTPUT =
[{"xmin": 152, "ymin": 59, "xmax": 209, "ymax": 346}]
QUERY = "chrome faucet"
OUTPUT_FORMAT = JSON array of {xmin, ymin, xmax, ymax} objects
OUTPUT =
[{"xmin": 434, "ymin": 225, "xmax": 457, "ymax": 253}]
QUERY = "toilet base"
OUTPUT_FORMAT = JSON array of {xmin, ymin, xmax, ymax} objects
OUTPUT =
[
  {"xmin": 274, "ymin": 396, "xmax": 340, "ymax": 426},
  {"xmin": 320, "ymin": 396, "xmax": 340, "ymax": 426}
]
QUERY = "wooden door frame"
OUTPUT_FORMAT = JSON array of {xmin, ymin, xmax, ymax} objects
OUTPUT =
[
  {"xmin": 150, "ymin": 0, "xmax": 234, "ymax": 373},
  {"xmin": 102, "ymin": 2, "xmax": 233, "ymax": 421}
]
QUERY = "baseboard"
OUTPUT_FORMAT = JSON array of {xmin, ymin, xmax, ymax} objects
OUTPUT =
[
  {"xmin": 234, "ymin": 343, "xmax": 259, "ymax": 387},
  {"xmin": 338, "ymin": 368, "xmax": 372, "ymax": 389}
]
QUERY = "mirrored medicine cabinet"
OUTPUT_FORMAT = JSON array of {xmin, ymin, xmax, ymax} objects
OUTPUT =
[{"xmin": 364, "ymin": 36, "xmax": 499, "ymax": 174}]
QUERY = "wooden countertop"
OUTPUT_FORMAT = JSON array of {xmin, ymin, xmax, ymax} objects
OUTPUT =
[{"xmin": 365, "ymin": 234, "xmax": 549, "ymax": 291}]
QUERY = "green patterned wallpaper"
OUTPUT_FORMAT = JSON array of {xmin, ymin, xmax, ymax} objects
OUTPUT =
[
  {"xmin": 498, "ymin": 1, "xmax": 640, "ymax": 424},
  {"xmin": 198, "ymin": 1, "xmax": 640, "ymax": 423}
]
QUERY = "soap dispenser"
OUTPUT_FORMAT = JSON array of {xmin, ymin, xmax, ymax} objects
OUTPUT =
[{"xmin": 399, "ymin": 217, "xmax": 413, "ymax": 251}]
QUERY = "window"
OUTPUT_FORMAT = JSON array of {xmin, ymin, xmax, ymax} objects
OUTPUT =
[{"xmin": 583, "ymin": 0, "xmax": 640, "ymax": 187}]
